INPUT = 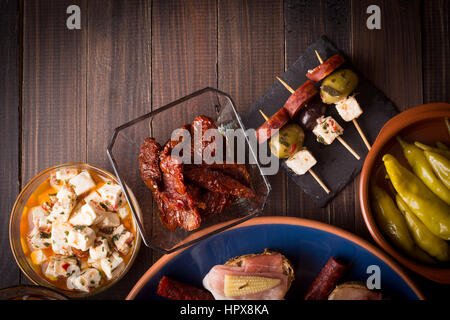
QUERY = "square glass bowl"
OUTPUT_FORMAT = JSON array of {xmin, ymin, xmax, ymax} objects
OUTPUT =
[{"xmin": 107, "ymin": 87, "xmax": 271, "ymax": 253}]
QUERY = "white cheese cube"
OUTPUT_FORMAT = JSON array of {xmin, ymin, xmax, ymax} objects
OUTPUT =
[
  {"xmin": 117, "ymin": 206, "xmax": 130, "ymax": 220},
  {"xmin": 49, "ymin": 185, "xmax": 77, "ymax": 222},
  {"xmin": 30, "ymin": 206, "xmax": 51, "ymax": 231},
  {"xmin": 69, "ymin": 171, "xmax": 96, "ymax": 196},
  {"xmin": 69, "ymin": 201, "xmax": 105, "ymax": 226},
  {"xmin": 67, "ymin": 268, "xmax": 102, "ymax": 292},
  {"xmin": 29, "ymin": 228, "xmax": 52, "ymax": 250},
  {"xmin": 313, "ymin": 116, "xmax": 344, "ymax": 145},
  {"xmin": 67, "ymin": 226, "xmax": 96, "ymax": 251},
  {"xmin": 97, "ymin": 182, "xmax": 125, "ymax": 211},
  {"xmin": 100, "ymin": 252, "xmax": 124, "ymax": 280},
  {"xmin": 89, "ymin": 237, "xmax": 110, "ymax": 261},
  {"xmin": 335, "ymin": 96, "xmax": 363, "ymax": 121},
  {"xmin": 45, "ymin": 255, "xmax": 80, "ymax": 279},
  {"xmin": 285, "ymin": 149, "xmax": 317, "ymax": 175},
  {"xmin": 97, "ymin": 212, "xmax": 120, "ymax": 228},
  {"xmin": 30, "ymin": 249, "xmax": 48, "ymax": 265},
  {"xmin": 50, "ymin": 221, "xmax": 73, "ymax": 255},
  {"xmin": 50, "ymin": 168, "xmax": 79, "ymax": 190},
  {"xmin": 112, "ymin": 225, "xmax": 134, "ymax": 255},
  {"xmin": 83, "ymin": 190, "xmax": 102, "ymax": 205}
]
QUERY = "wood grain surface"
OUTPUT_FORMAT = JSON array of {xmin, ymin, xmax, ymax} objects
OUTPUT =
[
  {"xmin": 0, "ymin": 0, "xmax": 448, "ymax": 299},
  {"xmin": 0, "ymin": 0, "xmax": 21, "ymax": 289}
]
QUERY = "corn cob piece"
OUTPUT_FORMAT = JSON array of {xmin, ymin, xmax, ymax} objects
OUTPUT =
[{"xmin": 224, "ymin": 275, "xmax": 281, "ymax": 297}]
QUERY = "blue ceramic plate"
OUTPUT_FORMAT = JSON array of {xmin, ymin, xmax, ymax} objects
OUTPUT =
[{"xmin": 128, "ymin": 217, "xmax": 424, "ymax": 300}]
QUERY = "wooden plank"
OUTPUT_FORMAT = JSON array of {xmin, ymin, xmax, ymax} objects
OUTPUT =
[
  {"xmin": 86, "ymin": 0, "xmax": 152, "ymax": 299},
  {"xmin": 284, "ymin": 0, "xmax": 353, "ymax": 227},
  {"xmin": 151, "ymin": 0, "xmax": 217, "ymax": 261},
  {"xmin": 218, "ymin": 0, "xmax": 285, "ymax": 216},
  {"xmin": 22, "ymin": 0, "xmax": 87, "ymax": 180},
  {"xmin": 351, "ymin": 0, "xmax": 422, "ymax": 238},
  {"xmin": 422, "ymin": 0, "xmax": 449, "ymax": 103},
  {"xmin": 0, "ymin": 0, "xmax": 21, "ymax": 288},
  {"xmin": 22, "ymin": 0, "xmax": 87, "ymax": 285}
]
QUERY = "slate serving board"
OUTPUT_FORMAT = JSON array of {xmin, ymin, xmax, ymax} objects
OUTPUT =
[{"xmin": 241, "ymin": 36, "xmax": 398, "ymax": 207}]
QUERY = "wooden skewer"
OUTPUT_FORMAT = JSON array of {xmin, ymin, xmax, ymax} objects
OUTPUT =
[
  {"xmin": 352, "ymin": 119, "xmax": 371, "ymax": 151},
  {"xmin": 313, "ymin": 51, "xmax": 371, "ymax": 151},
  {"xmin": 276, "ymin": 76, "xmax": 295, "ymax": 94},
  {"xmin": 259, "ymin": 109, "xmax": 330, "ymax": 194},
  {"xmin": 314, "ymin": 50, "xmax": 323, "ymax": 64},
  {"xmin": 275, "ymin": 76, "xmax": 361, "ymax": 160}
]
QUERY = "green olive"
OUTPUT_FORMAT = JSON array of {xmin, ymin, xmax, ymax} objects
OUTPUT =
[
  {"xmin": 320, "ymin": 69, "xmax": 359, "ymax": 104},
  {"xmin": 269, "ymin": 124, "xmax": 305, "ymax": 158}
]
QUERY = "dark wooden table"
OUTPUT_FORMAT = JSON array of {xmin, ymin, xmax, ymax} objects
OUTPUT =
[{"xmin": 1, "ymin": 0, "xmax": 448, "ymax": 299}]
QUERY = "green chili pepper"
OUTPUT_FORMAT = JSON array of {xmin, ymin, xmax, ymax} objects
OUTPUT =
[
  {"xmin": 370, "ymin": 183, "xmax": 434, "ymax": 263},
  {"xmin": 414, "ymin": 141, "xmax": 450, "ymax": 159},
  {"xmin": 424, "ymin": 150, "xmax": 450, "ymax": 190},
  {"xmin": 383, "ymin": 154, "xmax": 450, "ymax": 240},
  {"xmin": 396, "ymin": 195, "xmax": 448, "ymax": 262},
  {"xmin": 397, "ymin": 137, "xmax": 450, "ymax": 205},
  {"xmin": 436, "ymin": 141, "xmax": 449, "ymax": 151}
]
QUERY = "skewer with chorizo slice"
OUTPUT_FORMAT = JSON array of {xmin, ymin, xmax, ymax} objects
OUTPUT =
[
  {"xmin": 259, "ymin": 111, "xmax": 330, "ymax": 194},
  {"xmin": 309, "ymin": 51, "xmax": 371, "ymax": 150},
  {"xmin": 277, "ymin": 77, "xmax": 361, "ymax": 160}
]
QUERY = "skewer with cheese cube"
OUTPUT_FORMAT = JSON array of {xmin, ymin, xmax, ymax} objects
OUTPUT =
[
  {"xmin": 312, "ymin": 50, "xmax": 371, "ymax": 150},
  {"xmin": 276, "ymin": 77, "xmax": 360, "ymax": 160},
  {"xmin": 259, "ymin": 111, "xmax": 330, "ymax": 194}
]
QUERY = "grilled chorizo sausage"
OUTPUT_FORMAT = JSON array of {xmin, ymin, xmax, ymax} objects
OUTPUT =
[
  {"xmin": 306, "ymin": 54, "xmax": 345, "ymax": 82},
  {"xmin": 255, "ymin": 108, "xmax": 290, "ymax": 144},
  {"xmin": 283, "ymin": 80, "xmax": 318, "ymax": 118}
]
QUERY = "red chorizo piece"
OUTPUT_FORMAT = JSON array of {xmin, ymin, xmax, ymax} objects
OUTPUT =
[
  {"xmin": 304, "ymin": 257, "xmax": 348, "ymax": 300},
  {"xmin": 184, "ymin": 167, "xmax": 255, "ymax": 199},
  {"xmin": 283, "ymin": 81, "xmax": 318, "ymax": 118},
  {"xmin": 157, "ymin": 276, "xmax": 214, "ymax": 300},
  {"xmin": 256, "ymin": 108, "xmax": 290, "ymax": 144},
  {"xmin": 306, "ymin": 54, "xmax": 345, "ymax": 82}
]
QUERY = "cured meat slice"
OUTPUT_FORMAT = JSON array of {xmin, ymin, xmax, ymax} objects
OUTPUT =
[
  {"xmin": 304, "ymin": 257, "xmax": 348, "ymax": 300},
  {"xmin": 202, "ymin": 265, "xmax": 289, "ymax": 300},
  {"xmin": 184, "ymin": 167, "xmax": 255, "ymax": 199},
  {"xmin": 157, "ymin": 276, "xmax": 214, "ymax": 300},
  {"xmin": 241, "ymin": 253, "xmax": 283, "ymax": 274}
]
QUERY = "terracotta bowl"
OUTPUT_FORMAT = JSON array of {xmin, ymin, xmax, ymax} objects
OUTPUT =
[{"xmin": 360, "ymin": 103, "xmax": 450, "ymax": 283}]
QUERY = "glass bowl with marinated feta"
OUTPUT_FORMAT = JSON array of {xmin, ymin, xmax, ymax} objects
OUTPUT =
[{"xmin": 9, "ymin": 163, "xmax": 142, "ymax": 297}]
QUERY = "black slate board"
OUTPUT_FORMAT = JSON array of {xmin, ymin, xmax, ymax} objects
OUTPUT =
[{"xmin": 241, "ymin": 36, "xmax": 398, "ymax": 207}]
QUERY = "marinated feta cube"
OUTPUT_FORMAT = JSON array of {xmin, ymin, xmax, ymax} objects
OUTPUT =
[
  {"xmin": 335, "ymin": 96, "xmax": 363, "ymax": 122},
  {"xmin": 69, "ymin": 201, "xmax": 105, "ymax": 226},
  {"xmin": 117, "ymin": 206, "xmax": 130, "ymax": 220},
  {"xmin": 49, "ymin": 185, "xmax": 77, "ymax": 222},
  {"xmin": 30, "ymin": 206, "xmax": 51, "ymax": 231},
  {"xmin": 112, "ymin": 225, "xmax": 134, "ymax": 255},
  {"xmin": 67, "ymin": 226, "xmax": 96, "ymax": 251},
  {"xmin": 29, "ymin": 228, "xmax": 52, "ymax": 250},
  {"xmin": 50, "ymin": 221, "xmax": 72, "ymax": 255},
  {"xmin": 69, "ymin": 171, "xmax": 96, "ymax": 196},
  {"xmin": 83, "ymin": 190, "xmax": 102, "ymax": 205},
  {"xmin": 100, "ymin": 252, "xmax": 124, "ymax": 280},
  {"xmin": 50, "ymin": 168, "xmax": 80, "ymax": 189},
  {"xmin": 45, "ymin": 255, "xmax": 80, "ymax": 279},
  {"xmin": 30, "ymin": 249, "xmax": 48, "ymax": 265},
  {"xmin": 312, "ymin": 116, "xmax": 344, "ymax": 145},
  {"xmin": 67, "ymin": 268, "xmax": 102, "ymax": 292},
  {"xmin": 97, "ymin": 212, "xmax": 120, "ymax": 228},
  {"xmin": 89, "ymin": 237, "xmax": 110, "ymax": 261},
  {"xmin": 285, "ymin": 149, "xmax": 317, "ymax": 175},
  {"xmin": 97, "ymin": 182, "xmax": 125, "ymax": 210}
]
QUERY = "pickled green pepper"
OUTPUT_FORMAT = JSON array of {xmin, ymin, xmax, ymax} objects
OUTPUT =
[
  {"xmin": 396, "ymin": 195, "xmax": 449, "ymax": 261},
  {"xmin": 370, "ymin": 183, "xmax": 434, "ymax": 262},
  {"xmin": 415, "ymin": 141, "xmax": 450, "ymax": 159},
  {"xmin": 397, "ymin": 137, "xmax": 450, "ymax": 205},
  {"xmin": 424, "ymin": 150, "xmax": 450, "ymax": 190},
  {"xmin": 383, "ymin": 154, "xmax": 450, "ymax": 240}
]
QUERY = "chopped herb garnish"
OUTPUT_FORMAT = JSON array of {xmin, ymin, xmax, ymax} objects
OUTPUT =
[
  {"xmin": 99, "ymin": 202, "xmax": 108, "ymax": 210},
  {"xmin": 74, "ymin": 225, "xmax": 86, "ymax": 231},
  {"xmin": 40, "ymin": 231, "xmax": 51, "ymax": 239}
]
